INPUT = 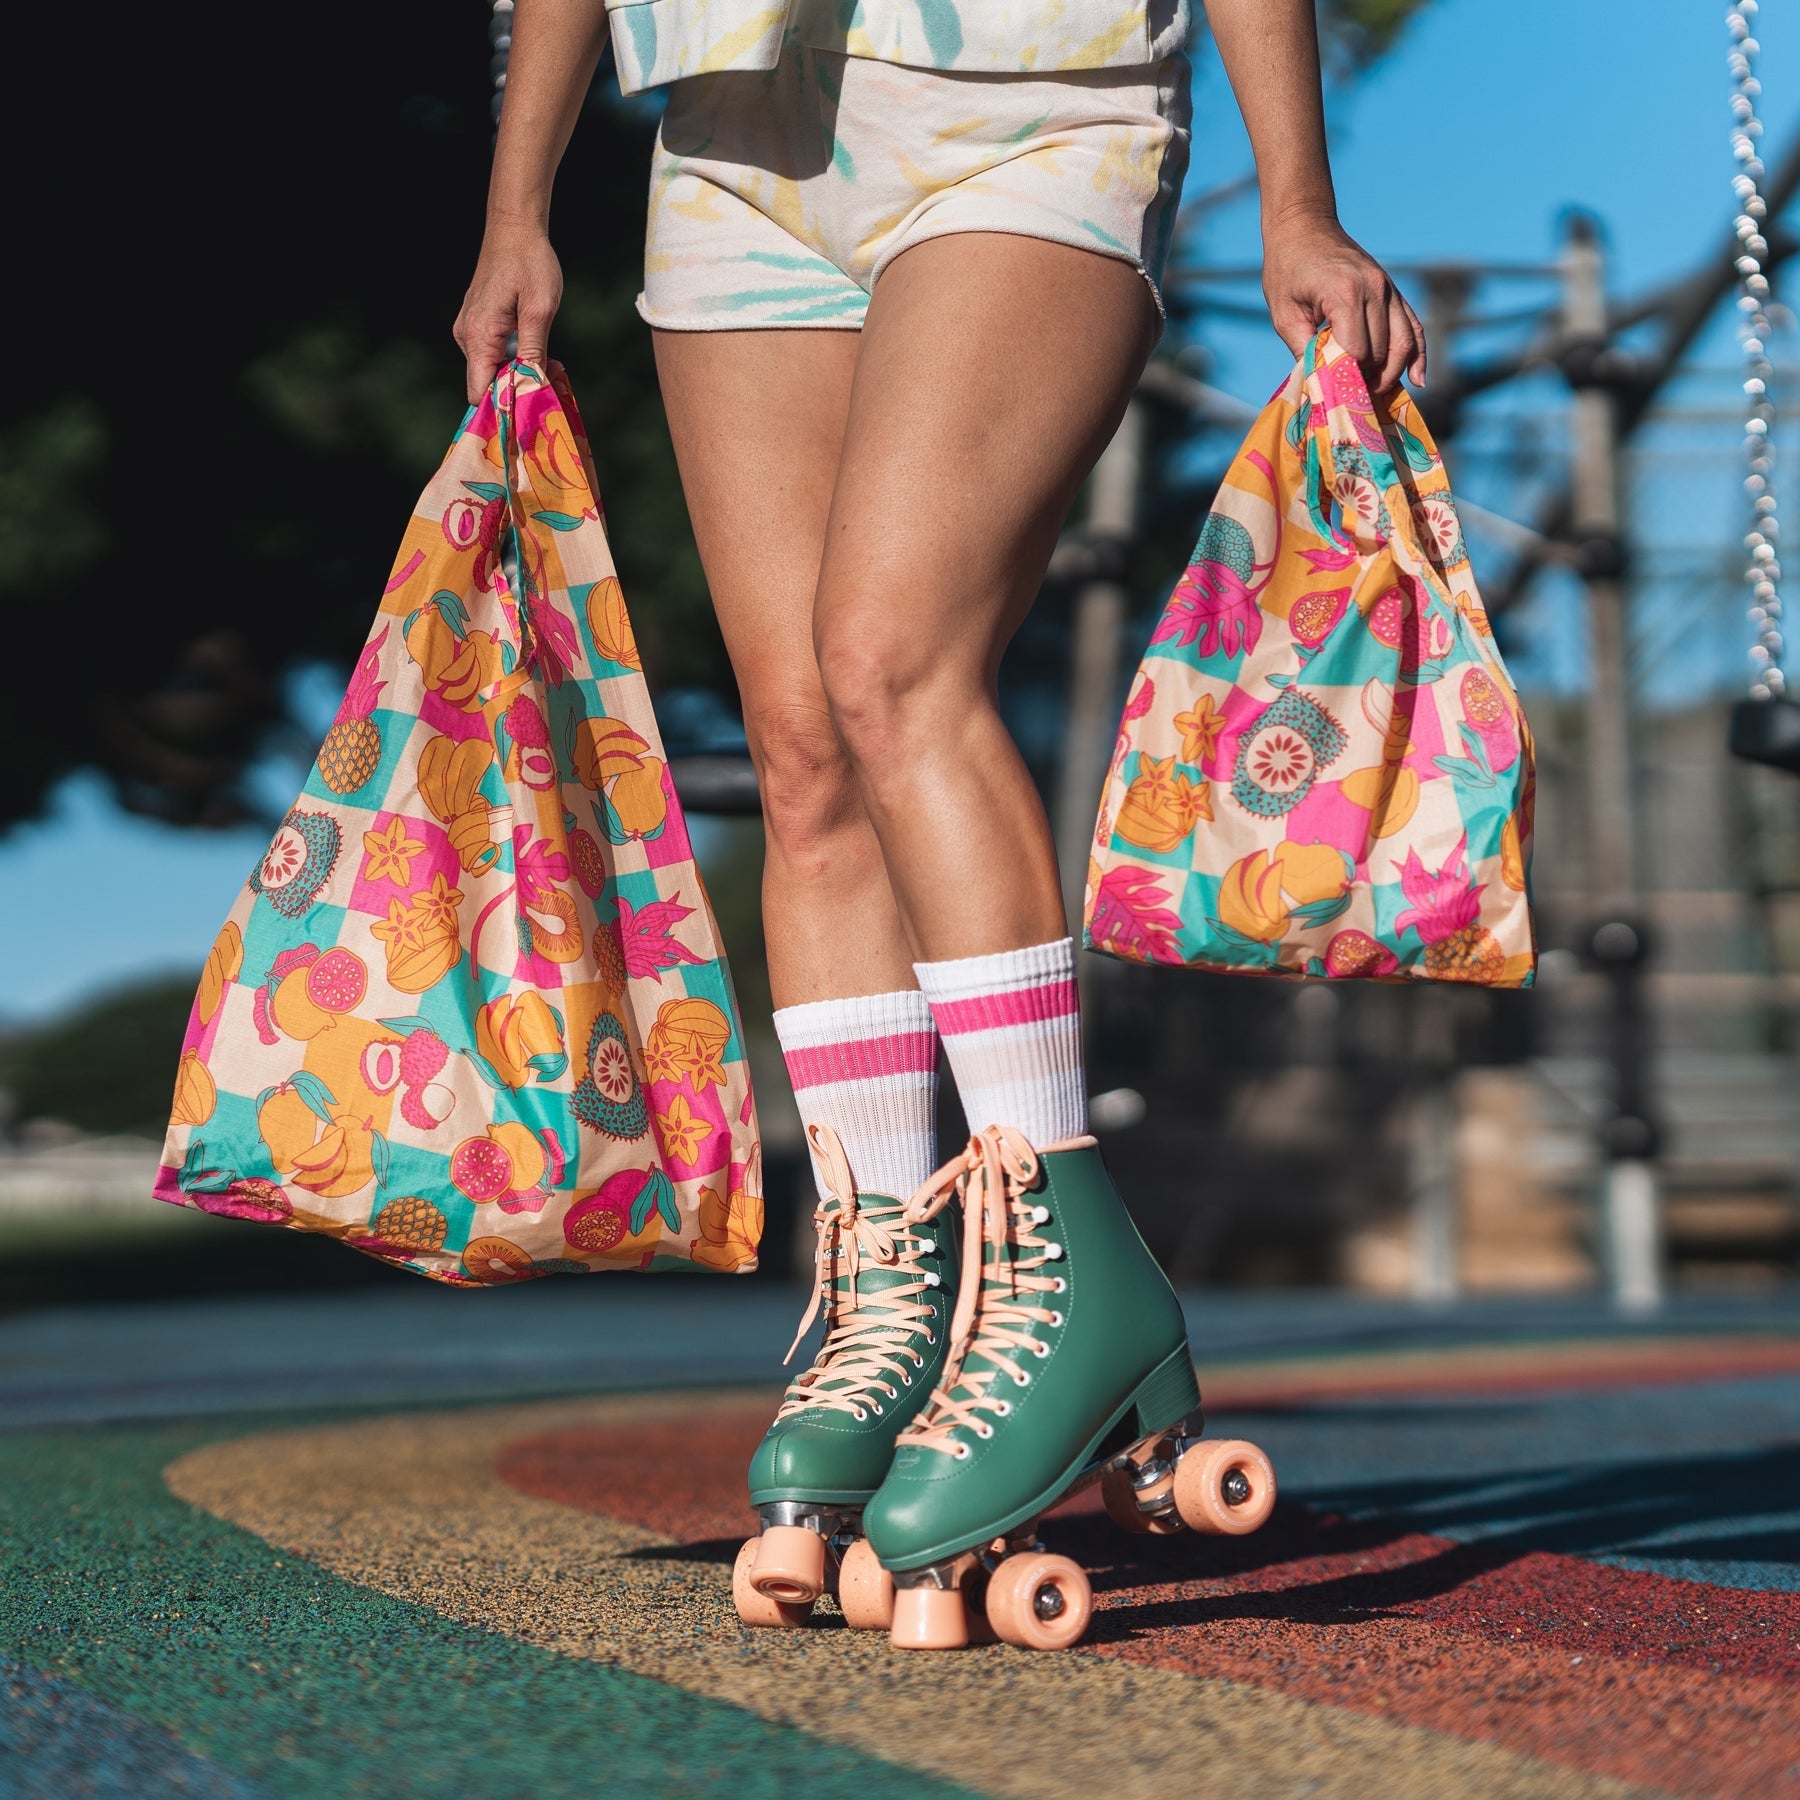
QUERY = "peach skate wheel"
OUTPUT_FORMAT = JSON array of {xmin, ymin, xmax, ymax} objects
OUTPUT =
[
  {"xmin": 956, "ymin": 1552, "xmax": 998, "ymax": 1645},
  {"xmin": 984, "ymin": 1553, "xmax": 1092, "ymax": 1651},
  {"xmin": 890, "ymin": 1583, "xmax": 970, "ymax": 1651},
  {"xmin": 1173, "ymin": 1438, "xmax": 1276, "ymax": 1536},
  {"xmin": 836, "ymin": 1538, "xmax": 895, "ymax": 1632},
  {"xmin": 749, "ymin": 1524, "xmax": 828, "ymax": 1604},
  {"xmin": 1101, "ymin": 1465, "xmax": 1182, "ymax": 1536},
  {"xmin": 733, "ymin": 1538, "xmax": 814, "ymax": 1629}
]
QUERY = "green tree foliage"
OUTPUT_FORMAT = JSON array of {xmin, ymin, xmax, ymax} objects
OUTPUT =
[
  {"xmin": 5, "ymin": 0, "xmax": 1437, "ymax": 837},
  {"xmin": 0, "ymin": 979, "xmax": 197, "ymax": 1140},
  {"xmin": 5, "ymin": 0, "xmax": 713, "ymax": 834}
]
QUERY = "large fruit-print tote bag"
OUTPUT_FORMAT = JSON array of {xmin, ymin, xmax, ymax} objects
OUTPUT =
[
  {"xmin": 1083, "ymin": 329, "xmax": 1536, "ymax": 985},
  {"xmin": 156, "ymin": 360, "xmax": 764, "ymax": 1282}
]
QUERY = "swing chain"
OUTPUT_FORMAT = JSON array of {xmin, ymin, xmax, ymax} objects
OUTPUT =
[{"xmin": 1728, "ymin": 0, "xmax": 1786, "ymax": 700}]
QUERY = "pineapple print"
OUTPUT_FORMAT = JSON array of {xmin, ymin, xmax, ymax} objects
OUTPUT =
[
  {"xmin": 370, "ymin": 1196, "xmax": 449, "ymax": 1253},
  {"xmin": 1394, "ymin": 835, "xmax": 1504, "ymax": 983},
  {"xmin": 319, "ymin": 626, "xmax": 388, "ymax": 795}
]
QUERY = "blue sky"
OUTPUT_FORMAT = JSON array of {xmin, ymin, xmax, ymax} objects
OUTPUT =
[{"xmin": 3, "ymin": 0, "xmax": 1792, "ymax": 1023}]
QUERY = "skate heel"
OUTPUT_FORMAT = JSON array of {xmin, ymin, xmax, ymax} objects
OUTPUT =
[{"xmin": 1128, "ymin": 1345, "xmax": 1201, "ymax": 1439}]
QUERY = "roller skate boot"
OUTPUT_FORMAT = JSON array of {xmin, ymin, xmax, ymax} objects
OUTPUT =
[
  {"xmin": 735, "ymin": 1124, "xmax": 958, "ymax": 1631},
  {"xmin": 863, "ymin": 1126, "xmax": 1276, "ymax": 1651}
]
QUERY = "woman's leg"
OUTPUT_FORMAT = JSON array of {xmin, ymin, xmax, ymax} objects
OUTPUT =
[
  {"xmin": 653, "ymin": 326, "xmax": 910, "ymax": 1007},
  {"xmin": 814, "ymin": 234, "xmax": 1155, "ymax": 959},
  {"xmin": 653, "ymin": 326, "xmax": 939, "ymax": 1203},
  {"xmin": 813, "ymin": 234, "xmax": 1156, "ymax": 1142},
  {"xmin": 815, "ymin": 239, "xmax": 1206, "ymax": 1611}
]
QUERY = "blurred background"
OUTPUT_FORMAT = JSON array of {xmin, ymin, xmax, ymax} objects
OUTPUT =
[{"xmin": 5, "ymin": 0, "xmax": 1800, "ymax": 1314}]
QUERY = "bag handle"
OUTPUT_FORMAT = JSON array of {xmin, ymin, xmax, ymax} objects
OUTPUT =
[
  {"xmin": 1300, "ymin": 329, "xmax": 1456, "ymax": 610},
  {"xmin": 489, "ymin": 357, "xmax": 564, "ymax": 666}
]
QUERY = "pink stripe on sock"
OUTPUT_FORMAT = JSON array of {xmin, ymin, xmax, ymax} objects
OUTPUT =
[
  {"xmin": 783, "ymin": 1029, "xmax": 940, "ymax": 1091},
  {"xmin": 929, "ymin": 979, "xmax": 1080, "ymax": 1038}
]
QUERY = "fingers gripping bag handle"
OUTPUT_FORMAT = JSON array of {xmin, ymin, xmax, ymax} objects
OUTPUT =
[
  {"xmin": 155, "ymin": 358, "xmax": 766, "ymax": 1283},
  {"xmin": 1083, "ymin": 328, "xmax": 1537, "ymax": 986}
]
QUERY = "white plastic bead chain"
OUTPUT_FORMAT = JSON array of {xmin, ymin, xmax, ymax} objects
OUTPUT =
[{"xmin": 1730, "ymin": 1, "xmax": 1787, "ymax": 699}]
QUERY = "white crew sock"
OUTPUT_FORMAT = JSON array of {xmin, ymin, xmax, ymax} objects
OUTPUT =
[
  {"xmin": 772, "ymin": 989, "xmax": 940, "ymax": 1201},
  {"xmin": 913, "ymin": 937, "xmax": 1087, "ymax": 1148}
]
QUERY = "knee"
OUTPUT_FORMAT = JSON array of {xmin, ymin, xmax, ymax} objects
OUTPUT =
[
  {"xmin": 815, "ymin": 617, "xmax": 945, "ymax": 774},
  {"xmin": 747, "ymin": 704, "xmax": 860, "ymax": 868}
]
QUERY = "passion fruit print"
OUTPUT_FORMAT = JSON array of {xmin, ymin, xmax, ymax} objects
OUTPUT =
[
  {"xmin": 1088, "ymin": 327, "xmax": 1536, "ymax": 990},
  {"xmin": 306, "ymin": 948, "xmax": 368, "ymax": 1014},
  {"xmin": 155, "ymin": 361, "xmax": 761, "ymax": 1281}
]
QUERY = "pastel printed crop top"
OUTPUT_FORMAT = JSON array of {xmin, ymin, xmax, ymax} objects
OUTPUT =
[{"xmin": 606, "ymin": 0, "xmax": 1192, "ymax": 95}]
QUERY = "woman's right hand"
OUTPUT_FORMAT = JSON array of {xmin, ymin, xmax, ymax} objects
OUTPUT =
[{"xmin": 453, "ymin": 218, "xmax": 565, "ymax": 402}]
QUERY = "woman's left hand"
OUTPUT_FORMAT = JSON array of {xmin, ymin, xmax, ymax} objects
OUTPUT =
[{"xmin": 1261, "ymin": 210, "xmax": 1427, "ymax": 394}]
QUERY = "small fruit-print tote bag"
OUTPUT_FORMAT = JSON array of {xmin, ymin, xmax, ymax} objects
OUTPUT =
[
  {"xmin": 157, "ymin": 360, "xmax": 764, "ymax": 1282},
  {"xmin": 1084, "ymin": 329, "xmax": 1536, "ymax": 985}
]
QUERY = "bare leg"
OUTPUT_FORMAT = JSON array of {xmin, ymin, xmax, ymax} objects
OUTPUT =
[
  {"xmin": 814, "ymin": 235, "xmax": 1156, "ymax": 958},
  {"xmin": 652, "ymin": 326, "xmax": 918, "ymax": 1007}
]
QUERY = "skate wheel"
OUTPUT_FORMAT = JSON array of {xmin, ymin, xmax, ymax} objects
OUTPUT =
[
  {"xmin": 1101, "ymin": 1466, "xmax": 1182, "ymax": 1536},
  {"xmin": 836, "ymin": 1537, "xmax": 895, "ymax": 1632},
  {"xmin": 733, "ymin": 1538, "xmax": 814, "ymax": 1629},
  {"xmin": 984, "ymin": 1552, "xmax": 1091, "ymax": 1651},
  {"xmin": 1173, "ymin": 1439, "xmax": 1276, "ymax": 1536},
  {"xmin": 749, "ymin": 1523, "xmax": 828, "ymax": 1604},
  {"xmin": 956, "ymin": 1551, "xmax": 999, "ymax": 1645},
  {"xmin": 890, "ymin": 1583, "xmax": 970, "ymax": 1651}
]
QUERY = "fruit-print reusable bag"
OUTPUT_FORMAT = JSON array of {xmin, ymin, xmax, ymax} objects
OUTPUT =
[
  {"xmin": 156, "ymin": 360, "xmax": 764, "ymax": 1282},
  {"xmin": 1083, "ymin": 329, "xmax": 1536, "ymax": 986}
]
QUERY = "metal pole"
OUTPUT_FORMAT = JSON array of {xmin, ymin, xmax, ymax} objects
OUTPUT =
[
  {"xmin": 1054, "ymin": 398, "xmax": 1145, "ymax": 955},
  {"xmin": 1562, "ymin": 213, "xmax": 1663, "ymax": 1310},
  {"xmin": 1407, "ymin": 992, "xmax": 1460, "ymax": 1304}
]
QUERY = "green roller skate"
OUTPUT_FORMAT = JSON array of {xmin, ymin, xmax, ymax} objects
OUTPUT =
[
  {"xmin": 862, "ymin": 1125, "xmax": 1276, "ymax": 1651},
  {"xmin": 735, "ymin": 1124, "xmax": 958, "ymax": 1632}
]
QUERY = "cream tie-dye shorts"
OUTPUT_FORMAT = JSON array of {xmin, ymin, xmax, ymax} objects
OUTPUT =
[{"xmin": 637, "ymin": 46, "xmax": 1192, "ymax": 333}]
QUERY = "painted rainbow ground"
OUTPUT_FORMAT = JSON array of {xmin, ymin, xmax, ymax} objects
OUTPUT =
[{"xmin": 2, "ymin": 1283, "xmax": 1797, "ymax": 1798}]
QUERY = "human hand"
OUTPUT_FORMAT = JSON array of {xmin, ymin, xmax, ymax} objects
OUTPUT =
[
  {"xmin": 453, "ymin": 218, "xmax": 564, "ymax": 402},
  {"xmin": 1261, "ymin": 211, "xmax": 1426, "ymax": 394}
]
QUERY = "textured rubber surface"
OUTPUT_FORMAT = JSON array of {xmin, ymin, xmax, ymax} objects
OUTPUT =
[
  {"xmin": 0, "ymin": 1419, "xmax": 973, "ymax": 1800},
  {"xmin": 3, "ymin": 1295, "xmax": 1797, "ymax": 1798}
]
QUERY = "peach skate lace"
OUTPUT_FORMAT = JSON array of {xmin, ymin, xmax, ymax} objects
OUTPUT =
[
  {"xmin": 776, "ymin": 1124, "xmax": 942, "ymax": 1423},
  {"xmin": 896, "ymin": 1125, "xmax": 1064, "ymax": 1457}
]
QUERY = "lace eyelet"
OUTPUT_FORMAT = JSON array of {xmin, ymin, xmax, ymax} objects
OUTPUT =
[
  {"xmin": 872, "ymin": 1404, "xmax": 884, "ymax": 1416},
  {"xmin": 1031, "ymin": 1205, "xmax": 1051, "ymax": 1225},
  {"xmin": 926, "ymin": 1272, "xmax": 941, "ymax": 1287},
  {"xmin": 976, "ymin": 1423, "xmax": 994, "ymax": 1439},
  {"xmin": 852, "ymin": 1407, "xmax": 867, "ymax": 1421},
  {"xmin": 1047, "ymin": 1311, "xmax": 1064, "ymax": 1328},
  {"xmin": 1033, "ymin": 1341, "xmax": 1050, "ymax": 1359},
  {"xmin": 992, "ymin": 1401, "xmax": 1011, "ymax": 1417},
  {"xmin": 902, "ymin": 1374, "xmax": 913, "ymax": 1386},
  {"xmin": 1014, "ymin": 1372, "xmax": 1031, "ymax": 1387},
  {"xmin": 1043, "ymin": 1242, "xmax": 1064, "ymax": 1260},
  {"xmin": 954, "ymin": 1443, "xmax": 972, "ymax": 1459},
  {"xmin": 918, "ymin": 1237, "xmax": 935, "ymax": 1253},
  {"xmin": 1052, "ymin": 1276, "xmax": 1067, "ymax": 1294}
]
